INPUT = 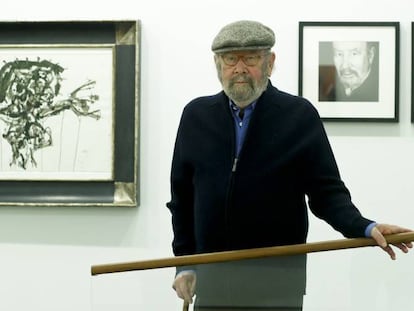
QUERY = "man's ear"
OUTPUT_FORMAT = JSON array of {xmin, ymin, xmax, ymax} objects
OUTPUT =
[
  {"xmin": 368, "ymin": 46, "xmax": 375, "ymax": 64},
  {"xmin": 268, "ymin": 52, "xmax": 276, "ymax": 76}
]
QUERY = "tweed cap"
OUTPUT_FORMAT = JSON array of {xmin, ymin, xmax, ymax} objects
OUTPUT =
[{"xmin": 211, "ymin": 20, "xmax": 275, "ymax": 53}]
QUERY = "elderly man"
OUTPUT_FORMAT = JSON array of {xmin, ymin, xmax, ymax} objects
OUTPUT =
[{"xmin": 167, "ymin": 20, "xmax": 411, "ymax": 310}]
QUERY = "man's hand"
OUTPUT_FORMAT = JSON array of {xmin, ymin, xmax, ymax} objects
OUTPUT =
[
  {"xmin": 370, "ymin": 223, "xmax": 413, "ymax": 260},
  {"xmin": 172, "ymin": 271, "xmax": 196, "ymax": 304}
]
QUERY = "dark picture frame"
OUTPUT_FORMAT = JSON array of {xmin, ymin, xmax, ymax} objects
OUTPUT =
[
  {"xmin": 0, "ymin": 20, "xmax": 140, "ymax": 207},
  {"xmin": 299, "ymin": 22, "xmax": 399, "ymax": 122},
  {"xmin": 411, "ymin": 22, "xmax": 414, "ymax": 123}
]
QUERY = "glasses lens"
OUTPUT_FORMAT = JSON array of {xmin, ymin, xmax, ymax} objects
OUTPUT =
[
  {"xmin": 243, "ymin": 55, "xmax": 259, "ymax": 66},
  {"xmin": 222, "ymin": 54, "xmax": 238, "ymax": 66}
]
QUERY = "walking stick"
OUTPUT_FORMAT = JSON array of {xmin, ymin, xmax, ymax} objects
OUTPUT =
[
  {"xmin": 91, "ymin": 232, "xmax": 414, "ymax": 311},
  {"xmin": 91, "ymin": 232, "xmax": 414, "ymax": 275}
]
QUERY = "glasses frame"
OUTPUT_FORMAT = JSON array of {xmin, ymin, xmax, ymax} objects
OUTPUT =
[{"xmin": 219, "ymin": 51, "xmax": 270, "ymax": 67}]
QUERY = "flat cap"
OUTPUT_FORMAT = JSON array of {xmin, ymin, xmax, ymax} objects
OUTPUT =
[{"xmin": 211, "ymin": 20, "xmax": 275, "ymax": 53}]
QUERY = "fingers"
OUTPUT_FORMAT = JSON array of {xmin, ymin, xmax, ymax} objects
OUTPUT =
[
  {"xmin": 375, "ymin": 223, "xmax": 413, "ymax": 235},
  {"xmin": 173, "ymin": 272, "xmax": 196, "ymax": 304},
  {"xmin": 382, "ymin": 242, "xmax": 412, "ymax": 259},
  {"xmin": 382, "ymin": 244, "xmax": 396, "ymax": 260},
  {"xmin": 370, "ymin": 226, "xmax": 387, "ymax": 248},
  {"xmin": 392, "ymin": 242, "xmax": 411, "ymax": 254},
  {"xmin": 370, "ymin": 224, "xmax": 413, "ymax": 260}
]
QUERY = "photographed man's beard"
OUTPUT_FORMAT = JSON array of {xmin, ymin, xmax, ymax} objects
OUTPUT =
[
  {"xmin": 223, "ymin": 75, "xmax": 268, "ymax": 105},
  {"xmin": 338, "ymin": 68, "xmax": 367, "ymax": 91}
]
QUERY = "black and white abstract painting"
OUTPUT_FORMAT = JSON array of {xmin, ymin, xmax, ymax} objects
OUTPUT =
[{"xmin": 0, "ymin": 47, "xmax": 114, "ymax": 180}]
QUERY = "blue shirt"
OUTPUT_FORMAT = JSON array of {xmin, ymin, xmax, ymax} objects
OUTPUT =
[{"xmin": 229, "ymin": 100, "xmax": 256, "ymax": 157}]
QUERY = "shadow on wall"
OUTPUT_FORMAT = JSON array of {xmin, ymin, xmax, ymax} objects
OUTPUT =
[
  {"xmin": 0, "ymin": 205, "xmax": 139, "ymax": 247},
  {"xmin": 323, "ymin": 122, "xmax": 400, "ymax": 137}
]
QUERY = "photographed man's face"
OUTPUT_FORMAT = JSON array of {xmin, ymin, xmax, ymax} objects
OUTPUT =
[{"xmin": 332, "ymin": 41, "xmax": 375, "ymax": 92}]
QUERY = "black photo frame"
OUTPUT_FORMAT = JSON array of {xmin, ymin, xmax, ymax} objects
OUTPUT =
[
  {"xmin": 299, "ymin": 21, "xmax": 399, "ymax": 122},
  {"xmin": 411, "ymin": 22, "xmax": 414, "ymax": 123}
]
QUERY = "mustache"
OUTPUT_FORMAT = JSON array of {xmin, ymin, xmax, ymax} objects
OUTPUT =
[
  {"xmin": 229, "ymin": 75, "xmax": 253, "ymax": 85},
  {"xmin": 339, "ymin": 69, "xmax": 358, "ymax": 77}
]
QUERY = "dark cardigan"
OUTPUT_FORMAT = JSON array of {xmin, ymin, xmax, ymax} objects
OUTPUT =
[{"xmin": 167, "ymin": 82, "xmax": 373, "ymax": 257}]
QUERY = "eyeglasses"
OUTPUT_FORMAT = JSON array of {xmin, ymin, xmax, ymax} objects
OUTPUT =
[{"xmin": 220, "ymin": 52, "xmax": 269, "ymax": 66}]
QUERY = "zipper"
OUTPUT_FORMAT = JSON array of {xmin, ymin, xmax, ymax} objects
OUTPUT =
[
  {"xmin": 224, "ymin": 101, "xmax": 244, "ymax": 248},
  {"xmin": 224, "ymin": 99, "xmax": 256, "ymax": 248},
  {"xmin": 225, "ymin": 159, "xmax": 236, "ymax": 249},
  {"xmin": 231, "ymin": 157, "xmax": 238, "ymax": 172}
]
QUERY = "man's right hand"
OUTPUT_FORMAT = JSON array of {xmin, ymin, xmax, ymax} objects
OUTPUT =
[{"xmin": 172, "ymin": 271, "xmax": 196, "ymax": 304}]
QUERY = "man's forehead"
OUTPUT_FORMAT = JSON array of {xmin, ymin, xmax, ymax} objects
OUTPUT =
[{"xmin": 333, "ymin": 41, "xmax": 368, "ymax": 51}]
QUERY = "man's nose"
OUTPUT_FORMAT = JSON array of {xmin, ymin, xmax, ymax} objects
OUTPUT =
[
  {"xmin": 341, "ymin": 55, "xmax": 351, "ymax": 69},
  {"xmin": 233, "ymin": 58, "xmax": 248, "ymax": 73}
]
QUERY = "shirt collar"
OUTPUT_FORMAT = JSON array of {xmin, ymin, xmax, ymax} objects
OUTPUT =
[{"xmin": 229, "ymin": 100, "xmax": 257, "ymax": 113}]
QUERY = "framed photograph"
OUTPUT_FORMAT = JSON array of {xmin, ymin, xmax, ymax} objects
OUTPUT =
[
  {"xmin": 299, "ymin": 22, "xmax": 399, "ymax": 121},
  {"xmin": 0, "ymin": 20, "xmax": 140, "ymax": 206}
]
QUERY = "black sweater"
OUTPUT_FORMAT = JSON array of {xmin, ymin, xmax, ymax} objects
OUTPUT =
[{"xmin": 167, "ymin": 82, "xmax": 373, "ymax": 256}]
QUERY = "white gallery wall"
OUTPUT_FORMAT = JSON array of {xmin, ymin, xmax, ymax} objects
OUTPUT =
[{"xmin": 0, "ymin": 0, "xmax": 413, "ymax": 310}]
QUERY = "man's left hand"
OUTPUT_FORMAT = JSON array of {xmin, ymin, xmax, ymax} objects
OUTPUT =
[{"xmin": 370, "ymin": 223, "xmax": 413, "ymax": 260}]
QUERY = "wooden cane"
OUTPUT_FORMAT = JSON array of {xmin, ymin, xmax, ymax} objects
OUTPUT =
[
  {"xmin": 182, "ymin": 300, "xmax": 189, "ymax": 311},
  {"xmin": 91, "ymin": 232, "xmax": 414, "ymax": 276}
]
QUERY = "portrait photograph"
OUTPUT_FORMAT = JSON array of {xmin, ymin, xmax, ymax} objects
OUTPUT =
[{"xmin": 299, "ymin": 22, "xmax": 399, "ymax": 121}]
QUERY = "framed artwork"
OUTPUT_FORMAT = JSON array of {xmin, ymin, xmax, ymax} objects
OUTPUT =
[
  {"xmin": 299, "ymin": 22, "xmax": 399, "ymax": 122},
  {"xmin": 0, "ymin": 20, "xmax": 140, "ymax": 206}
]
